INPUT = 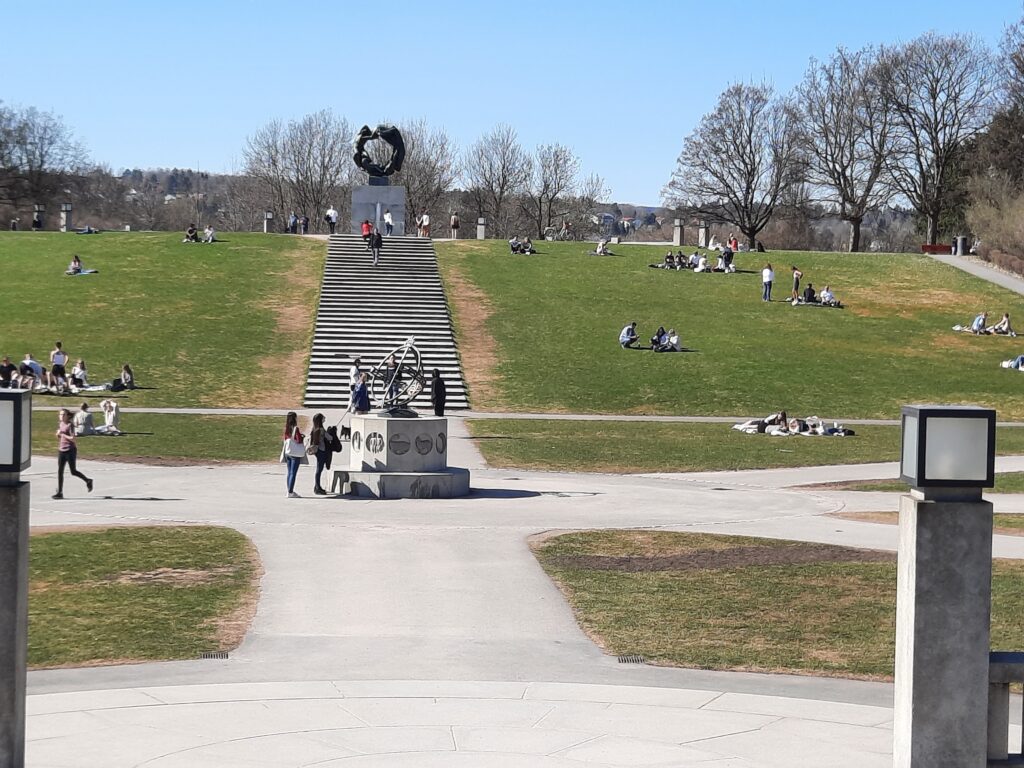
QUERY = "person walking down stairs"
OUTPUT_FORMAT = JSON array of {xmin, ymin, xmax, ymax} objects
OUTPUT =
[{"xmin": 369, "ymin": 228, "xmax": 383, "ymax": 266}]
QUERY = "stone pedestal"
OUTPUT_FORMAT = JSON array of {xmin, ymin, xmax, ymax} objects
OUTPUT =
[
  {"xmin": 339, "ymin": 414, "xmax": 470, "ymax": 499},
  {"xmin": 59, "ymin": 210, "xmax": 72, "ymax": 234},
  {"xmin": 0, "ymin": 482, "xmax": 29, "ymax": 768},
  {"xmin": 672, "ymin": 218, "xmax": 684, "ymax": 247},
  {"xmin": 893, "ymin": 493, "xmax": 993, "ymax": 767},
  {"xmin": 476, "ymin": 218, "xmax": 486, "ymax": 240},
  {"xmin": 351, "ymin": 185, "xmax": 406, "ymax": 237}
]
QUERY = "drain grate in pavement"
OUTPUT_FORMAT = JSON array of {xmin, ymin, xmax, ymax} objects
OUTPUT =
[
  {"xmin": 199, "ymin": 651, "xmax": 229, "ymax": 660},
  {"xmin": 617, "ymin": 654, "xmax": 646, "ymax": 664}
]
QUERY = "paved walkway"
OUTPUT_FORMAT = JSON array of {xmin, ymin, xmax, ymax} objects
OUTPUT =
[
  {"xmin": 927, "ymin": 251, "xmax": 1024, "ymax": 297},
  {"xmin": 21, "ymin": 431, "xmax": 1024, "ymax": 765}
]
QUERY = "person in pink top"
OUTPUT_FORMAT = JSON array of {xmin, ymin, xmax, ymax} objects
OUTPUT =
[{"xmin": 53, "ymin": 408, "xmax": 93, "ymax": 499}]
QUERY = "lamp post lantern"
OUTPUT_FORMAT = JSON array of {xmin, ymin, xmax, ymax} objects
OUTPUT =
[
  {"xmin": 0, "ymin": 388, "xmax": 31, "ymax": 768},
  {"xmin": 263, "ymin": 210, "xmax": 274, "ymax": 234},
  {"xmin": 894, "ymin": 404, "xmax": 995, "ymax": 767}
]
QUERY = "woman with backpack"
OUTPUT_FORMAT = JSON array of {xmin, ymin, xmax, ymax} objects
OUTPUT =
[{"xmin": 309, "ymin": 413, "xmax": 330, "ymax": 496}]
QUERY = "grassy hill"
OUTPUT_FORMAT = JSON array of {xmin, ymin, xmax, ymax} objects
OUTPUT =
[
  {"xmin": 0, "ymin": 231, "xmax": 323, "ymax": 408},
  {"xmin": 437, "ymin": 240, "xmax": 1024, "ymax": 419}
]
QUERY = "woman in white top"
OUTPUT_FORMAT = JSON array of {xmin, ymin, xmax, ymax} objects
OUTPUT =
[
  {"xmin": 762, "ymin": 263, "xmax": 774, "ymax": 302},
  {"xmin": 96, "ymin": 399, "xmax": 122, "ymax": 434},
  {"xmin": 49, "ymin": 341, "xmax": 70, "ymax": 391},
  {"xmin": 70, "ymin": 359, "xmax": 88, "ymax": 388}
]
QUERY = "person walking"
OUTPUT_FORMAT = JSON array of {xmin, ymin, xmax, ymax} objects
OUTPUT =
[
  {"xmin": 762, "ymin": 263, "xmax": 774, "ymax": 302},
  {"xmin": 325, "ymin": 205, "xmax": 338, "ymax": 235},
  {"xmin": 790, "ymin": 265, "xmax": 803, "ymax": 301},
  {"xmin": 450, "ymin": 212, "xmax": 460, "ymax": 240},
  {"xmin": 383, "ymin": 209, "xmax": 394, "ymax": 236},
  {"xmin": 420, "ymin": 211, "xmax": 431, "ymax": 237},
  {"xmin": 281, "ymin": 411, "xmax": 307, "ymax": 498},
  {"xmin": 430, "ymin": 368, "xmax": 447, "ymax": 417},
  {"xmin": 53, "ymin": 408, "xmax": 93, "ymax": 499},
  {"xmin": 369, "ymin": 227, "xmax": 383, "ymax": 266},
  {"xmin": 309, "ymin": 413, "xmax": 330, "ymax": 496}
]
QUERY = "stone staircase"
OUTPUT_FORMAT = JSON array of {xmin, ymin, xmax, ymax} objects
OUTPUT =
[{"xmin": 303, "ymin": 234, "xmax": 469, "ymax": 410}]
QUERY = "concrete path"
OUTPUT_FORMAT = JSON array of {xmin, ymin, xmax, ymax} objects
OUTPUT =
[
  {"xmin": 928, "ymin": 251, "xmax": 1024, "ymax": 297},
  {"xmin": 21, "ymin": 444, "xmax": 1024, "ymax": 766}
]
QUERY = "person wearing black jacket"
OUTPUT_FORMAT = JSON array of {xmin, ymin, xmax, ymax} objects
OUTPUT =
[
  {"xmin": 370, "ymin": 228, "xmax": 383, "ymax": 266},
  {"xmin": 430, "ymin": 368, "xmax": 447, "ymax": 417}
]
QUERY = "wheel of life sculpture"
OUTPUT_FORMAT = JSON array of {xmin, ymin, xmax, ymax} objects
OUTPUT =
[{"xmin": 367, "ymin": 338, "xmax": 427, "ymax": 413}]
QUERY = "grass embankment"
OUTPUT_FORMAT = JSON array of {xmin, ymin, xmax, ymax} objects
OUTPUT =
[
  {"xmin": 31, "ymin": 413, "xmax": 283, "ymax": 463},
  {"xmin": 0, "ymin": 231, "xmax": 323, "ymax": 408},
  {"xmin": 466, "ymin": 420, "xmax": 1024, "ymax": 473},
  {"xmin": 822, "ymin": 473, "xmax": 1024, "ymax": 493},
  {"xmin": 30, "ymin": 526, "xmax": 260, "ymax": 668},
  {"xmin": 533, "ymin": 530, "xmax": 1024, "ymax": 679},
  {"xmin": 831, "ymin": 511, "xmax": 1024, "ymax": 535},
  {"xmin": 437, "ymin": 240, "xmax": 1024, "ymax": 418}
]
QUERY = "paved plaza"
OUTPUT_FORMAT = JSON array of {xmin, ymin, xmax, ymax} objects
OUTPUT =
[{"xmin": 21, "ymin": 419, "xmax": 1024, "ymax": 766}]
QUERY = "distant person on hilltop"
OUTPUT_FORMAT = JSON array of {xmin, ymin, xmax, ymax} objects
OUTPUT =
[
  {"xmin": 369, "ymin": 227, "xmax": 383, "ymax": 266},
  {"xmin": 300, "ymin": 215, "xmax": 309, "ymax": 235},
  {"xmin": 420, "ymin": 211, "xmax": 431, "ymax": 237},
  {"xmin": 325, "ymin": 205, "xmax": 338, "ymax": 235},
  {"xmin": 288, "ymin": 212, "xmax": 298, "ymax": 234},
  {"xmin": 383, "ymin": 209, "xmax": 393, "ymax": 236},
  {"xmin": 450, "ymin": 212, "xmax": 460, "ymax": 239}
]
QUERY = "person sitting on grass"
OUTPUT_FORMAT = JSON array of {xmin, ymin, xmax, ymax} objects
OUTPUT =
[
  {"xmin": 802, "ymin": 283, "xmax": 818, "ymax": 304},
  {"xmin": 73, "ymin": 402, "xmax": 96, "ymax": 436},
  {"xmin": 521, "ymin": 237, "xmax": 536, "ymax": 254},
  {"xmin": 183, "ymin": 224, "xmax": 199, "ymax": 243},
  {"xmin": 96, "ymin": 399, "xmax": 122, "ymax": 435},
  {"xmin": 650, "ymin": 326, "xmax": 667, "ymax": 349},
  {"xmin": 66, "ymin": 254, "xmax": 83, "ymax": 275},
  {"xmin": 121, "ymin": 363, "xmax": 136, "ymax": 390},
  {"xmin": 654, "ymin": 328, "xmax": 681, "ymax": 352},
  {"xmin": 70, "ymin": 359, "xmax": 88, "ymax": 388},
  {"xmin": 694, "ymin": 254, "xmax": 709, "ymax": 272},
  {"xmin": 988, "ymin": 313, "xmax": 1016, "ymax": 336},
  {"xmin": 594, "ymin": 238, "xmax": 611, "ymax": 256},
  {"xmin": 0, "ymin": 356, "xmax": 16, "ymax": 389},
  {"xmin": 971, "ymin": 311, "xmax": 990, "ymax": 334},
  {"xmin": 203, "ymin": 225, "xmax": 216, "ymax": 243},
  {"xmin": 820, "ymin": 285, "xmax": 839, "ymax": 306},
  {"xmin": 509, "ymin": 235, "xmax": 522, "ymax": 254},
  {"xmin": 619, "ymin": 321, "xmax": 639, "ymax": 349}
]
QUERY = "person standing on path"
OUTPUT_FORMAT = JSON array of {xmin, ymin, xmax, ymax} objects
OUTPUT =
[
  {"xmin": 383, "ymin": 209, "xmax": 393, "ymax": 236},
  {"xmin": 53, "ymin": 408, "xmax": 93, "ymax": 499},
  {"xmin": 369, "ymin": 227, "xmax": 383, "ymax": 266},
  {"xmin": 421, "ymin": 211, "xmax": 431, "ymax": 237},
  {"xmin": 450, "ymin": 212, "xmax": 460, "ymax": 240},
  {"xmin": 762, "ymin": 263, "xmax": 774, "ymax": 302},
  {"xmin": 281, "ymin": 411, "xmax": 306, "ymax": 498},
  {"xmin": 430, "ymin": 368, "xmax": 447, "ymax": 417},
  {"xmin": 791, "ymin": 265, "xmax": 803, "ymax": 301},
  {"xmin": 325, "ymin": 205, "xmax": 338, "ymax": 235},
  {"xmin": 309, "ymin": 413, "xmax": 330, "ymax": 496},
  {"xmin": 348, "ymin": 357, "xmax": 362, "ymax": 401}
]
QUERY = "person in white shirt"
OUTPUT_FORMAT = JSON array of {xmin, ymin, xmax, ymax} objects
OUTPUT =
[
  {"xmin": 420, "ymin": 211, "xmax": 431, "ymax": 237},
  {"xmin": 203, "ymin": 225, "xmax": 216, "ymax": 243},
  {"xmin": 618, "ymin": 322, "xmax": 638, "ymax": 349},
  {"xmin": 348, "ymin": 356, "xmax": 362, "ymax": 400},
  {"xmin": 820, "ymin": 285, "xmax": 837, "ymax": 306},
  {"xmin": 383, "ymin": 209, "xmax": 393, "ymax": 236},
  {"xmin": 325, "ymin": 205, "xmax": 339, "ymax": 235},
  {"xmin": 762, "ymin": 263, "xmax": 775, "ymax": 302},
  {"xmin": 694, "ymin": 255, "xmax": 709, "ymax": 272},
  {"xmin": 655, "ymin": 329, "xmax": 681, "ymax": 352},
  {"xmin": 96, "ymin": 399, "xmax": 122, "ymax": 435},
  {"xmin": 73, "ymin": 403, "xmax": 96, "ymax": 436}
]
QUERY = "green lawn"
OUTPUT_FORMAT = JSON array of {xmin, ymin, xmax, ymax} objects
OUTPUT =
[
  {"xmin": 0, "ymin": 231, "xmax": 323, "ymax": 408},
  {"xmin": 30, "ymin": 526, "xmax": 259, "ymax": 667},
  {"xmin": 533, "ymin": 530, "xmax": 1024, "ymax": 679},
  {"xmin": 31, "ymin": 412, "xmax": 283, "ymax": 463},
  {"xmin": 466, "ymin": 419, "xmax": 1024, "ymax": 473},
  {"xmin": 826, "ymin": 472, "xmax": 1024, "ymax": 493},
  {"xmin": 438, "ymin": 240, "xmax": 1024, "ymax": 418}
]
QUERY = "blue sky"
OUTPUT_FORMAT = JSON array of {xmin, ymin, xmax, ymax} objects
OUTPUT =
[{"xmin": 3, "ymin": 0, "xmax": 1018, "ymax": 205}]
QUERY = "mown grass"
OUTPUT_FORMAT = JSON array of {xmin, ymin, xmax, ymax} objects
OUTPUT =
[
  {"xmin": 828, "ymin": 472, "xmax": 1024, "ymax": 494},
  {"xmin": 29, "ymin": 526, "xmax": 259, "ymax": 668},
  {"xmin": 466, "ymin": 420, "xmax": 1024, "ymax": 473},
  {"xmin": 831, "ymin": 511, "xmax": 1024, "ymax": 535},
  {"xmin": 533, "ymin": 530, "xmax": 1024, "ymax": 679},
  {"xmin": 437, "ymin": 240, "xmax": 1024, "ymax": 418},
  {"xmin": 0, "ymin": 231, "xmax": 323, "ymax": 408},
  {"xmin": 31, "ymin": 412, "xmax": 283, "ymax": 463}
]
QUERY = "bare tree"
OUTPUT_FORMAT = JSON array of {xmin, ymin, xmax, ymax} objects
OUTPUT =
[
  {"xmin": 797, "ymin": 47, "xmax": 891, "ymax": 252},
  {"xmin": 663, "ymin": 83, "xmax": 800, "ymax": 249},
  {"xmin": 520, "ymin": 143, "xmax": 580, "ymax": 238},
  {"xmin": 382, "ymin": 119, "xmax": 458, "ymax": 224},
  {"xmin": 462, "ymin": 124, "xmax": 531, "ymax": 238},
  {"xmin": 880, "ymin": 32, "xmax": 996, "ymax": 244},
  {"xmin": 0, "ymin": 103, "xmax": 87, "ymax": 209}
]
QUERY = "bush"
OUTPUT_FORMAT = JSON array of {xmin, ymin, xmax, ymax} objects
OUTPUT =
[{"xmin": 967, "ymin": 190, "xmax": 1024, "ymax": 275}]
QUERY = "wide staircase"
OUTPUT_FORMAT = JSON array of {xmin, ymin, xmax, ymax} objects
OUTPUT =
[{"xmin": 303, "ymin": 234, "xmax": 469, "ymax": 410}]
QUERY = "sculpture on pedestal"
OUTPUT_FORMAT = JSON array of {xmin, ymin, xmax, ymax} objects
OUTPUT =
[
  {"xmin": 353, "ymin": 124, "xmax": 406, "ymax": 178},
  {"xmin": 367, "ymin": 338, "xmax": 426, "ymax": 416}
]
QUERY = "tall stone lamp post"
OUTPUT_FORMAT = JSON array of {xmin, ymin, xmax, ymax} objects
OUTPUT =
[
  {"xmin": 0, "ymin": 389, "xmax": 31, "ymax": 768},
  {"xmin": 894, "ymin": 404, "xmax": 995, "ymax": 767},
  {"xmin": 264, "ymin": 210, "xmax": 274, "ymax": 234}
]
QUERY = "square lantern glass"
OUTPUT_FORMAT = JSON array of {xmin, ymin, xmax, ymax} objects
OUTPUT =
[
  {"xmin": 0, "ymin": 388, "xmax": 32, "ymax": 473},
  {"xmin": 900, "ymin": 405, "xmax": 995, "ymax": 488}
]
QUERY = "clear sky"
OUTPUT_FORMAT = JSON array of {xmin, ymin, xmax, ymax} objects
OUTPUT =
[{"xmin": 3, "ymin": 0, "xmax": 1018, "ymax": 206}]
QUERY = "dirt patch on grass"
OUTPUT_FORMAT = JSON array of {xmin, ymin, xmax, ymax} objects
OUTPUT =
[
  {"xmin": 546, "ymin": 543, "xmax": 895, "ymax": 572},
  {"xmin": 103, "ymin": 566, "xmax": 240, "ymax": 586},
  {"xmin": 443, "ymin": 262, "xmax": 506, "ymax": 409}
]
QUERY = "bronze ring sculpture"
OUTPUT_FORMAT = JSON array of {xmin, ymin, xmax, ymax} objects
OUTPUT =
[
  {"xmin": 368, "ymin": 338, "xmax": 426, "ymax": 415},
  {"xmin": 353, "ymin": 124, "xmax": 406, "ymax": 177}
]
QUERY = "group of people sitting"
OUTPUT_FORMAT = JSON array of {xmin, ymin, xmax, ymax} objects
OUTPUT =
[
  {"xmin": 618, "ymin": 322, "xmax": 681, "ymax": 352},
  {"xmin": 649, "ymin": 249, "xmax": 736, "ymax": 273},
  {"xmin": 508, "ymin": 236, "xmax": 536, "ymax": 254},
  {"xmin": 955, "ymin": 311, "xmax": 1016, "ymax": 336},
  {"xmin": 732, "ymin": 411, "xmax": 855, "ymax": 437},
  {"xmin": 73, "ymin": 400, "xmax": 123, "ymax": 436},
  {"xmin": 0, "ymin": 342, "xmax": 137, "ymax": 395},
  {"xmin": 183, "ymin": 224, "xmax": 216, "ymax": 243},
  {"xmin": 792, "ymin": 282, "xmax": 841, "ymax": 307}
]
